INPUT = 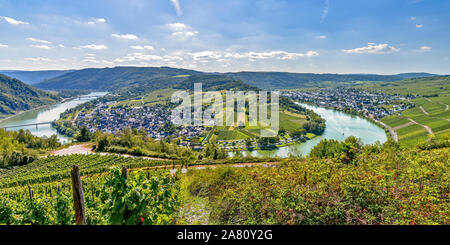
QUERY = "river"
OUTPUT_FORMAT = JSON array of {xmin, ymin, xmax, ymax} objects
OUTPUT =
[
  {"xmin": 1, "ymin": 96, "xmax": 387, "ymax": 155},
  {"xmin": 232, "ymin": 102, "xmax": 388, "ymax": 158},
  {"xmin": 0, "ymin": 92, "xmax": 107, "ymax": 143}
]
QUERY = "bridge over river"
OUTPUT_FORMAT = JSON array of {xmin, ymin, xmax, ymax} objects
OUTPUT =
[{"xmin": 1, "ymin": 121, "xmax": 53, "ymax": 129}]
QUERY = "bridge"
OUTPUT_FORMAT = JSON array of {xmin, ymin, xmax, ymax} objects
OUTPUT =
[
  {"xmin": 1, "ymin": 121, "xmax": 53, "ymax": 129},
  {"xmin": 75, "ymin": 95, "xmax": 101, "ymax": 100}
]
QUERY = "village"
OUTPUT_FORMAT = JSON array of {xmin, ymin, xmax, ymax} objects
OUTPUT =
[
  {"xmin": 74, "ymin": 103, "xmax": 207, "ymax": 140},
  {"xmin": 282, "ymin": 87, "xmax": 415, "ymax": 119}
]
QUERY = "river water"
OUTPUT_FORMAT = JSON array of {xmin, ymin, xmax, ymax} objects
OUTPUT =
[
  {"xmin": 0, "ymin": 92, "xmax": 107, "ymax": 143},
  {"xmin": 233, "ymin": 102, "xmax": 388, "ymax": 158},
  {"xmin": 1, "ymin": 96, "xmax": 387, "ymax": 155}
]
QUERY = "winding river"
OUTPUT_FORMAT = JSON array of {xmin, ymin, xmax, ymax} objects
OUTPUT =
[
  {"xmin": 1, "ymin": 95, "xmax": 387, "ymax": 156},
  {"xmin": 234, "ymin": 102, "xmax": 388, "ymax": 158},
  {"xmin": 0, "ymin": 92, "xmax": 107, "ymax": 143}
]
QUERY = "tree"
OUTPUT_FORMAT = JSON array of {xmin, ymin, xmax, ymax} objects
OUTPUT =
[{"xmin": 76, "ymin": 127, "xmax": 92, "ymax": 142}]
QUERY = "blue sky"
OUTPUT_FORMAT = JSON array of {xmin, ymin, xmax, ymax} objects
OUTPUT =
[{"xmin": 0, "ymin": 0, "xmax": 449, "ymax": 74}]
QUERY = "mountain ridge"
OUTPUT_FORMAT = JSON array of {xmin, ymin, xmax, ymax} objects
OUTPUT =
[
  {"xmin": 33, "ymin": 66, "xmax": 443, "ymax": 91},
  {"xmin": 0, "ymin": 74, "xmax": 61, "ymax": 118}
]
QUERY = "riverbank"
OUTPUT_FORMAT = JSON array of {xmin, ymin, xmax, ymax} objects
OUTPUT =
[
  {"xmin": 0, "ymin": 94, "xmax": 89, "ymax": 125},
  {"xmin": 0, "ymin": 92, "xmax": 107, "ymax": 143},
  {"xmin": 0, "ymin": 103, "xmax": 57, "ymax": 125},
  {"xmin": 295, "ymin": 100, "xmax": 392, "ymax": 141}
]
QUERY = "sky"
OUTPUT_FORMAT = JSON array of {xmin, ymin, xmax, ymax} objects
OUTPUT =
[{"xmin": 0, "ymin": 0, "xmax": 449, "ymax": 74}]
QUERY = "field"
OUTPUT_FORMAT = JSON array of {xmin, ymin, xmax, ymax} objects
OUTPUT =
[{"xmin": 364, "ymin": 76, "xmax": 450, "ymax": 146}]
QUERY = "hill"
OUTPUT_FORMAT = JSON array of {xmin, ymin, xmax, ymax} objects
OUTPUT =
[
  {"xmin": 173, "ymin": 74, "xmax": 260, "ymax": 91},
  {"xmin": 35, "ymin": 66, "xmax": 202, "ymax": 91},
  {"xmin": 357, "ymin": 76, "xmax": 450, "ymax": 146},
  {"xmin": 226, "ymin": 72, "xmax": 405, "ymax": 90},
  {"xmin": 0, "ymin": 70, "xmax": 73, "ymax": 85},
  {"xmin": 395, "ymin": 72, "xmax": 439, "ymax": 79},
  {"xmin": 0, "ymin": 74, "xmax": 60, "ymax": 118},
  {"xmin": 34, "ymin": 66, "xmax": 442, "ymax": 91}
]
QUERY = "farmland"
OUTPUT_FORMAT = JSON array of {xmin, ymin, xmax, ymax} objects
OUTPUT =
[{"xmin": 357, "ymin": 76, "xmax": 450, "ymax": 146}]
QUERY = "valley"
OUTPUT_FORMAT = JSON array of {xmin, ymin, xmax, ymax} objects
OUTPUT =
[{"xmin": 0, "ymin": 67, "xmax": 448, "ymax": 226}]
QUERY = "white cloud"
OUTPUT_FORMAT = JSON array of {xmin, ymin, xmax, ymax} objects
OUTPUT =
[
  {"xmin": 191, "ymin": 51, "xmax": 222, "ymax": 62},
  {"xmin": 172, "ymin": 31, "xmax": 198, "ymax": 38},
  {"xmin": 112, "ymin": 34, "xmax": 139, "ymax": 40},
  {"xmin": 30, "ymin": 45, "xmax": 52, "ymax": 50},
  {"xmin": 118, "ymin": 52, "xmax": 164, "ymax": 62},
  {"xmin": 410, "ymin": 16, "xmax": 417, "ymax": 21},
  {"xmin": 192, "ymin": 50, "xmax": 319, "ymax": 62},
  {"xmin": 27, "ymin": 37, "xmax": 52, "ymax": 44},
  {"xmin": 165, "ymin": 23, "xmax": 188, "ymax": 31},
  {"xmin": 0, "ymin": 16, "xmax": 29, "ymax": 25},
  {"xmin": 24, "ymin": 57, "xmax": 51, "ymax": 62},
  {"xmin": 130, "ymin": 45, "xmax": 154, "ymax": 50},
  {"xmin": 170, "ymin": 0, "xmax": 183, "ymax": 17},
  {"xmin": 88, "ymin": 18, "xmax": 106, "ymax": 25},
  {"xmin": 77, "ymin": 44, "xmax": 108, "ymax": 50},
  {"xmin": 416, "ymin": 24, "xmax": 424, "ymax": 28},
  {"xmin": 0, "ymin": 44, "xmax": 8, "ymax": 48},
  {"xmin": 58, "ymin": 44, "xmax": 65, "ymax": 48},
  {"xmin": 318, "ymin": 35, "xmax": 327, "ymax": 39},
  {"xmin": 342, "ymin": 43, "xmax": 400, "ymax": 54},
  {"xmin": 320, "ymin": 0, "xmax": 330, "ymax": 24},
  {"xmin": 419, "ymin": 46, "xmax": 432, "ymax": 52},
  {"xmin": 165, "ymin": 23, "xmax": 198, "ymax": 40}
]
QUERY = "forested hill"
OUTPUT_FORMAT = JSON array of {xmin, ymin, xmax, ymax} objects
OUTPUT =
[
  {"xmin": 0, "ymin": 74, "xmax": 60, "ymax": 118},
  {"xmin": 225, "ymin": 72, "xmax": 408, "ymax": 90},
  {"xmin": 35, "ymin": 66, "xmax": 203, "ymax": 91},
  {"xmin": 395, "ymin": 72, "xmax": 439, "ymax": 79},
  {"xmin": 0, "ymin": 70, "xmax": 73, "ymax": 85},
  {"xmin": 173, "ymin": 74, "xmax": 260, "ymax": 91},
  {"xmin": 34, "ymin": 66, "xmax": 441, "ymax": 91}
]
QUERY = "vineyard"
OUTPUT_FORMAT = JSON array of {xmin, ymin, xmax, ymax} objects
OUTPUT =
[
  {"xmin": 0, "ymin": 168, "xmax": 180, "ymax": 225},
  {"xmin": 0, "ymin": 139, "xmax": 449, "ymax": 225},
  {"xmin": 0, "ymin": 154, "xmax": 180, "ymax": 189}
]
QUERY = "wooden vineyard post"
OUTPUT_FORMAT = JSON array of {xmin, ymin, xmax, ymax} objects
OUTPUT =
[
  {"xmin": 27, "ymin": 185, "xmax": 33, "ymax": 202},
  {"xmin": 71, "ymin": 165, "xmax": 86, "ymax": 225},
  {"xmin": 122, "ymin": 166, "xmax": 128, "ymax": 180}
]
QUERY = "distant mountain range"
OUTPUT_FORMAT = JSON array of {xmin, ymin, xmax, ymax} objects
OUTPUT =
[
  {"xmin": 1, "ymin": 67, "xmax": 441, "ymax": 91},
  {"xmin": 0, "ymin": 74, "xmax": 60, "ymax": 118},
  {"xmin": 227, "ymin": 72, "xmax": 440, "ymax": 90},
  {"xmin": 34, "ymin": 66, "xmax": 202, "ymax": 91},
  {"xmin": 0, "ymin": 70, "xmax": 74, "ymax": 85}
]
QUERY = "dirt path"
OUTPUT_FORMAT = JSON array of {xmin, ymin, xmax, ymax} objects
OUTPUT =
[
  {"xmin": 407, "ymin": 118, "xmax": 433, "ymax": 140},
  {"xmin": 370, "ymin": 115, "xmax": 398, "ymax": 142},
  {"xmin": 51, "ymin": 144, "xmax": 93, "ymax": 156},
  {"xmin": 128, "ymin": 161, "xmax": 281, "ymax": 175},
  {"xmin": 438, "ymin": 102, "xmax": 449, "ymax": 111},
  {"xmin": 419, "ymin": 106, "xmax": 429, "ymax": 115},
  {"xmin": 50, "ymin": 144, "xmax": 171, "ymax": 161},
  {"xmin": 393, "ymin": 121, "xmax": 415, "ymax": 131}
]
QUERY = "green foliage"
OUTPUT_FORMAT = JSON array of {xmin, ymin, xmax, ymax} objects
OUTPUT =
[
  {"xmin": 185, "ymin": 143, "xmax": 449, "ymax": 225},
  {"xmin": 35, "ymin": 66, "xmax": 202, "ymax": 92},
  {"xmin": 76, "ymin": 126, "xmax": 92, "ymax": 142},
  {"xmin": 0, "ymin": 168, "xmax": 181, "ymax": 225},
  {"xmin": 0, "ymin": 74, "xmax": 60, "ymax": 117},
  {"xmin": 0, "ymin": 129, "xmax": 61, "ymax": 168},
  {"xmin": 310, "ymin": 136, "xmax": 363, "ymax": 164},
  {"xmin": 102, "ymin": 168, "xmax": 180, "ymax": 225},
  {"xmin": 202, "ymin": 135, "xmax": 227, "ymax": 160},
  {"xmin": 93, "ymin": 129, "xmax": 195, "ymax": 159}
]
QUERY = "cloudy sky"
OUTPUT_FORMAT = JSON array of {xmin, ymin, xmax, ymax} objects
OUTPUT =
[{"xmin": 0, "ymin": 0, "xmax": 449, "ymax": 74}]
